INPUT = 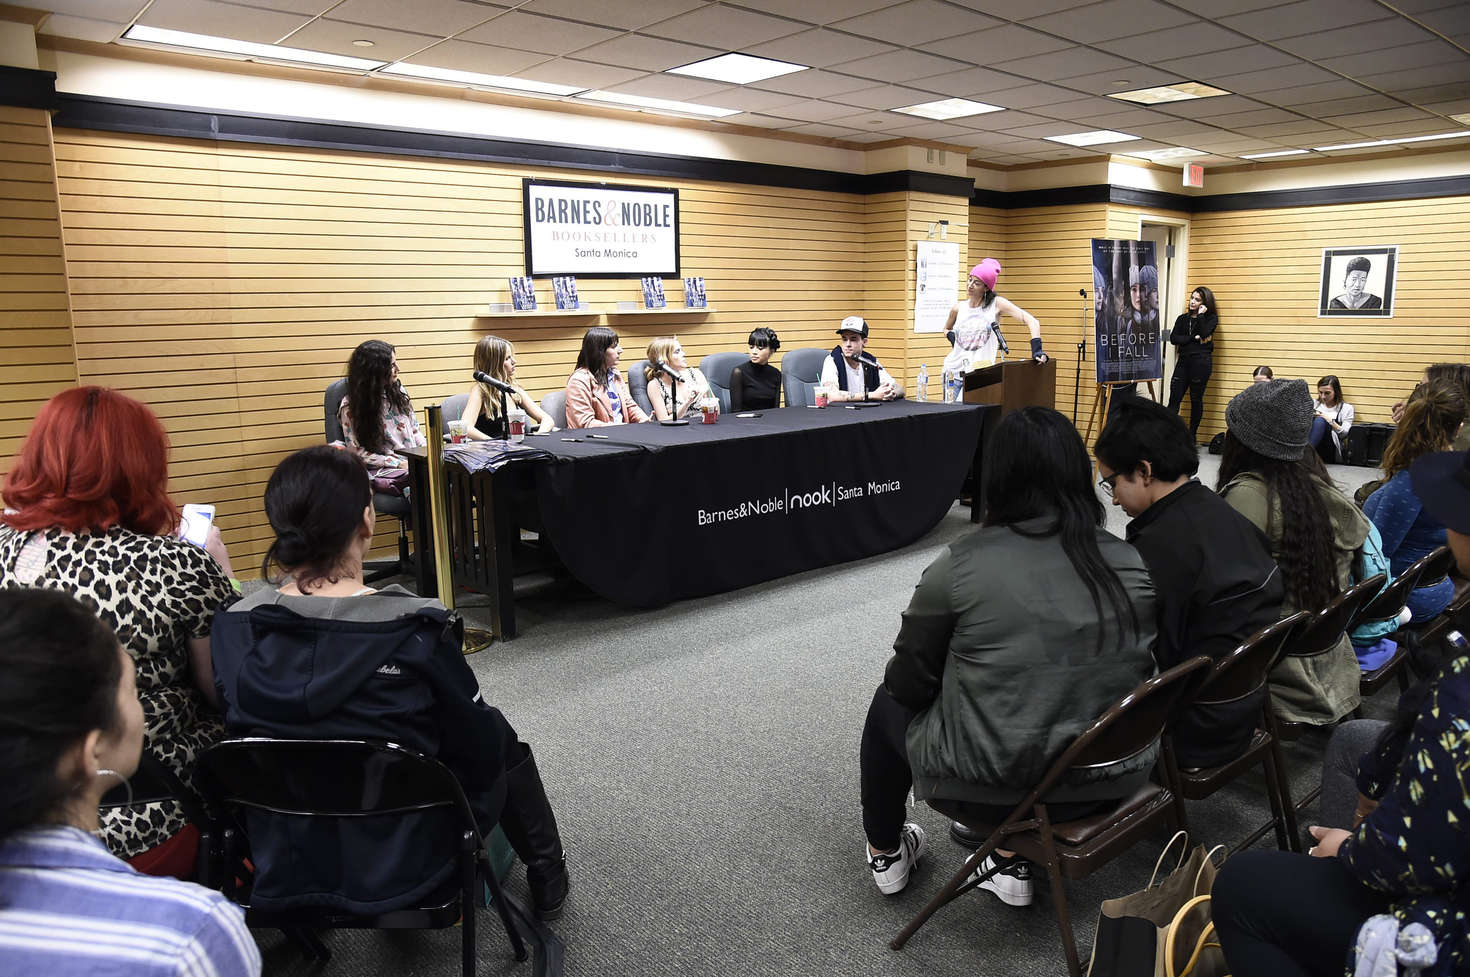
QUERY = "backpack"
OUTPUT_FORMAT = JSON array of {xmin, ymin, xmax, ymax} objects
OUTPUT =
[{"xmin": 1349, "ymin": 522, "xmax": 1397, "ymax": 646}]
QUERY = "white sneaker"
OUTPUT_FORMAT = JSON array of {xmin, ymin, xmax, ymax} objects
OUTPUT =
[
  {"xmin": 867, "ymin": 823, "xmax": 927, "ymax": 895},
  {"xmin": 971, "ymin": 852, "xmax": 1033, "ymax": 907}
]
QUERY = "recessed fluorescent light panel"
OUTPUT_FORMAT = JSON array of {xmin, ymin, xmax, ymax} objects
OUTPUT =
[
  {"xmin": 1045, "ymin": 129, "xmax": 1139, "ymax": 147},
  {"xmin": 1109, "ymin": 81, "xmax": 1230, "ymax": 105},
  {"xmin": 1239, "ymin": 148, "xmax": 1310, "ymax": 159},
  {"xmin": 1122, "ymin": 146, "xmax": 1199, "ymax": 162},
  {"xmin": 577, "ymin": 90, "xmax": 742, "ymax": 118},
  {"xmin": 382, "ymin": 63, "xmax": 583, "ymax": 96},
  {"xmin": 122, "ymin": 25, "xmax": 385, "ymax": 71},
  {"xmin": 893, "ymin": 98, "xmax": 1003, "ymax": 120},
  {"xmin": 1314, "ymin": 130, "xmax": 1470, "ymax": 151},
  {"xmin": 668, "ymin": 53, "xmax": 807, "ymax": 84}
]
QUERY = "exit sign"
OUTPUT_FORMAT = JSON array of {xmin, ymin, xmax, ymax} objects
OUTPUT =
[{"xmin": 1183, "ymin": 162, "xmax": 1205, "ymax": 188}]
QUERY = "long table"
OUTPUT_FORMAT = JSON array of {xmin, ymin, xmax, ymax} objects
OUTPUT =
[{"xmin": 404, "ymin": 400, "xmax": 989, "ymax": 637}]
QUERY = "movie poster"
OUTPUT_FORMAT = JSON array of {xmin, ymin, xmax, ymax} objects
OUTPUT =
[{"xmin": 1091, "ymin": 239, "xmax": 1163, "ymax": 385}]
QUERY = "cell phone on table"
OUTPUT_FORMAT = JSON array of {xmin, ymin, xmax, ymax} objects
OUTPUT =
[{"xmin": 180, "ymin": 503, "xmax": 215, "ymax": 548}]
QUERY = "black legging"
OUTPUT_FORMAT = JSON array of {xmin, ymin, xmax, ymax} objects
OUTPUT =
[{"xmin": 1167, "ymin": 352, "xmax": 1212, "ymax": 437}]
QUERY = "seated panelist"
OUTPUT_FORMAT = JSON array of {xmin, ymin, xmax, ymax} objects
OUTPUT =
[
  {"xmin": 337, "ymin": 339, "xmax": 425, "ymax": 475},
  {"xmin": 819, "ymin": 316, "xmax": 903, "ymax": 402},
  {"xmin": 464, "ymin": 335, "xmax": 554, "ymax": 438},
  {"xmin": 730, "ymin": 327, "xmax": 782, "ymax": 411},
  {"xmin": 644, "ymin": 335, "xmax": 714, "ymax": 421},
  {"xmin": 565, "ymin": 326, "xmax": 649, "ymax": 429}
]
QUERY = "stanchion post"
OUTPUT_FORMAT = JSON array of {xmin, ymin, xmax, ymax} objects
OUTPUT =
[{"xmin": 423, "ymin": 404, "xmax": 494, "ymax": 654}]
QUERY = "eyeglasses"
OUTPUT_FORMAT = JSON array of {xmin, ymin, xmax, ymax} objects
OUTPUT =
[{"xmin": 1098, "ymin": 472, "xmax": 1120, "ymax": 498}]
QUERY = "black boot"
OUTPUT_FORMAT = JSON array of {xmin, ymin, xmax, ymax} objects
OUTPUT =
[{"xmin": 499, "ymin": 746, "xmax": 570, "ymax": 921}]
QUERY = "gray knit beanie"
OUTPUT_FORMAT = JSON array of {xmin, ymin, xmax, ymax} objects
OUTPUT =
[{"xmin": 1225, "ymin": 378, "xmax": 1315, "ymax": 461}]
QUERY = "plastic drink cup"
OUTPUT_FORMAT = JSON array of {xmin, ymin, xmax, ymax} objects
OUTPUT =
[
  {"xmin": 814, "ymin": 387, "xmax": 830, "ymax": 408},
  {"xmin": 508, "ymin": 408, "xmax": 526, "ymax": 442},
  {"xmin": 447, "ymin": 419, "xmax": 467, "ymax": 443}
]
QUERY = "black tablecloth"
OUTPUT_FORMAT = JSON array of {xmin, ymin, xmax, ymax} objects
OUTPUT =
[{"xmin": 527, "ymin": 401, "xmax": 986, "ymax": 607}]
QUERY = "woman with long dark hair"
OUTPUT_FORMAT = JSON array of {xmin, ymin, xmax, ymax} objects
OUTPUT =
[
  {"xmin": 1364, "ymin": 377, "xmax": 1467, "ymax": 622},
  {"xmin": 857, "ymin": 407, "xmax": 1155, "ymax": 903},
  {"xmin": 564, "ymin": 326, "xmax": 648, "ymax": 428},
  {"xmin": 210, "ymin": 446, "xmax": 571, "ymax": 920},
  {"xmin": 1310, "ymin": 374, "xmax": 1354, "ymax": 464},
  {"xmin": 1166, "ymin": 285, "xmax": 1218, "ymax": 438},
  {"xmin": 1217, "ymin": 379, "xmax": 1369, "ymax": 725},
  {"xmin": 0, "ymin": 387, "xmax": 236, "ymax": 876},
  {"xmin": 338, "ymin": 339, "xmax": 425, "ymax": 473},
  {"xmin": 0, "ymin": 589, "xmax": 260, "ymax": 976}
]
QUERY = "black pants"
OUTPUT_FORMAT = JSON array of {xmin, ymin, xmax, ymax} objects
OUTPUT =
[
  {"xmin": 1213, "ymin": 850, "xmax": 1388, "ymax": 977},
  {"xmin": 1167, "ymin": 354, "xmax": 1211, "ymax": 436}
]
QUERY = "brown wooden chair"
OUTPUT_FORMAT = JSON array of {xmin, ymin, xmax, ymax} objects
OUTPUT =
[
  {"xmin": 1170, "ymin": 611, "xmax": 1312, "ymax": 854},
  {"xmin": 888, "ymin": 656, "xmax": 1213, "ymax": 977}
]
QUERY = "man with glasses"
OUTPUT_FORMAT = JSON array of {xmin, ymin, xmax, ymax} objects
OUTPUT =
[{"xmin": 1093, "ymin": 397, "xmax": 1283, "ymax": 768}]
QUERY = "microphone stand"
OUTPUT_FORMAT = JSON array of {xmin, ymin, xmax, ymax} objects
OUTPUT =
[
  {"xmin": 1075, "ymin": 288, "xmax": 1090, "ymax": 424},
  {"xmin": 660, "ymin": 367, "xmax": 688, "ymax": 426},
  {"xmin": 499, "ymin": 388, "xmax": 510, "ymax": 437}
]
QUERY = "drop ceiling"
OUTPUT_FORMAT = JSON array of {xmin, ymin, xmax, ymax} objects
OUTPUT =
[{"xmin": 31, "ymin": 0, "xmax": 1470, "ymax": 166}]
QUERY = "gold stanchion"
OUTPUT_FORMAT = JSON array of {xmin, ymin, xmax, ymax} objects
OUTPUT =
[{"xmin": 423, "ymin": 405, "xmax": 494, "ymax": 655}]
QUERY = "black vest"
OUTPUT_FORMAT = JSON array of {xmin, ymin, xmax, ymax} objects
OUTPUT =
[{"xmin": 830, "ymin": 347, "xmax": 880, "ymax": 394}]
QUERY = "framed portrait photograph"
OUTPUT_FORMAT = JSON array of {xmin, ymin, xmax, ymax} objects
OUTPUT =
[{"xmin": 1318, "ymin": 246, "xmax": 1397, "ymax": 317}]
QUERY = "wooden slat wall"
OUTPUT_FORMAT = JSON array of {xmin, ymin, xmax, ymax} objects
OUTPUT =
[
  {"xmin": 1, "ymin": 106, "xmax": 77, "ymax": 477},
  {"xmin": 50, "ymin": 128, "xmax": 873, "ymax": 575},
  {"xmin": 1188, "ymin": 196, "xmax": 1470, "ymax": 436},
  {"xmin": 902, "ymin": 192, "xmax": 971, "ymax": 388}
]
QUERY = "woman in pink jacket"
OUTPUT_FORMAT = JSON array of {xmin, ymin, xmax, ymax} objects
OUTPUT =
[{"xmin": 565, "ymin": 327, "xmax": 650, "ymax": 429}]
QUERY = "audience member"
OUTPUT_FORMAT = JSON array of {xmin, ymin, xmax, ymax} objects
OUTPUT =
[
  {"xmin": 0, "ymin": 387, "xmax": 236, "ymax": 875},
  {"xmin": 338, "ymin": 340, "xmax": 426, "ymax": 487},
  {"xmin": 1364, "ymin": 378, "xmax": 1467, "ymax": 622},
  {"xmin": 859, "ymin": 407, "xmax": 1155, "ymax": 905},
  {"xmin": 1213, "ymin": 651, "xmax": 1469, "ymax": 977},
  {"xmin": 210, "ymin": 446, "xmax": 570, "ymax": 920},
  {"xmin": 1394, "ymin": 363, "xmax": 1470, "ymax": 451},
  {"xmin": 645, "ymin": 335, "xmax": 714, "ymax": 421},
  {"xmin": 940, "ymin": 258, "xmax": 1048, "ymax": 376},
  {"xmin": 1310, "ymin": 374, "xmax": 1354, "ymax": 464},
  {"xmin": 1094, "ymin": 397, "xmax": 1283, "ymax": 767},
  {"xmin": 0, "ymin": 589, "xmax": 260, "ymax": 977},
  {"xmin": 1252, "ymin": 365, "xmax": 1273, "ymax": 383},
  {"xmin": 820, "ymin": 317, "xmax": 903, "ymax": 402},
  {"xmin": 463, "ymin": 335, "xmax": 554, "ymax": 439},
  {"xmin": 730, "ymin": 327, "xmax": 782, "ymax": 411},
  {"xmin": 1412, "ymin": 448, "xmax": 1470, "ymax": 577},
  {"xmin": 565, "ymin": 326, "xmax": 648, "ymax": 428},
  {"xmin": 1166, "ymin": 285, "xmax": 1219, "ymax": 439},
  {"xmin": 1217, "ymin": 379, "xmax": 1368, "ymax": 724}
]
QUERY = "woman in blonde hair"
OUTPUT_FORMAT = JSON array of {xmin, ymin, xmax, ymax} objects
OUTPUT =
[
  {"xmin": 1365, "ymin": 377, "xmax": 1468, "ymax": 622},
  {"xmin": 463, "ymin": 335, "xmax": 553, "ymax": 438},
  {"xmin": 644, "ymin": 336, "xmax": 714, "ymax": 421}
]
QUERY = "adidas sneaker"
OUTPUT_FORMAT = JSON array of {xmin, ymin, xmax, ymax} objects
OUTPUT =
[
  {"xmin": 971, "ymin": 851, "xmax": 1033, "ymax": 907},
  {"xmin": 867, "ymin": 822, "xmax": 927, "ymax": 895}
]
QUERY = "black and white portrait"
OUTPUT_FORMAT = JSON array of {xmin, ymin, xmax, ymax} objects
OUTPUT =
[{"xmin": 1319, "ymin": 246, "xmax": 1397, "ymax": 318}]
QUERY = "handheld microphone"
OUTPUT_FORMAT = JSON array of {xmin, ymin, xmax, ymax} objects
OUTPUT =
[
  {"xmin": 991, "ymin": 323, "xmax": 1009, "ymax": 355},
  {"xmin": 655, "ymin": 361, "xmax": 682, "ymax": 382},
  {"xmin": 472, "ymin": 370, "xmax": 516, "ymax": 394}
]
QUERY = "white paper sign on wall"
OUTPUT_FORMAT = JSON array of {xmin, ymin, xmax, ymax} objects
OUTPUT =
[
  {"xmin": 523, "ymin": 179, "xmax": 680, "ymax": 278},
  {"xmin": 914, "ymin": 241, "xmax": 961, "ymax": 333}
]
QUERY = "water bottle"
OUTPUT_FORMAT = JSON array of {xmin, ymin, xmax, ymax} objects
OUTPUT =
[
  {"xmin": 916, "ymin": 364, "xmax": 929, "ymax": 402},
  {"xmin": 941, "ymin": 367, "xmax": 952, "ymax": 403}
]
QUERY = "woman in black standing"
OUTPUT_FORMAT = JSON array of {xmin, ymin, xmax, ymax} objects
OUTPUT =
[{"xmin": 1166, "ymin": 286, "xmax": 1218, "ymax": 440}]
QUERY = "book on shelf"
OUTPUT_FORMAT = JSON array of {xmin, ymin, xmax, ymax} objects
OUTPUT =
[
  {"xmin": 683, "ymin": 276, "xmax": 707, "ymax": 309},
  {"xmin": 509, "ymin": 276, "xmax": 537, "ymax": 311},
  {"xmin": 552, "ymin": 275, "xmax": 580, "ymax": 311},
  {"xmin": 641, "ymin": 276, "xmax": 667, "ymax": 309}
]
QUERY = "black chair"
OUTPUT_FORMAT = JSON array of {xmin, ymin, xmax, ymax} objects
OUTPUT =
[
  {"xmin": 324, "ymin": 378, "xmax": 414, "ymax": 583},
  {"xmin": 1171, "ymin": 612, "xmax": 1312, "ymax": 854},
  {"xmin": 195, "ymin": 738, "xmax": 554, "ymax": 977},
  {"xmin": 890, "ymin": 656, "xmax": 1214, "ymax": 977},
  {"xmin": 100, "ymin": 749, "xmax": 214, "ymax": 882},
  {"xmin": 1349, "ymin": 548, "xmax": 1443, "ymax": 708}
]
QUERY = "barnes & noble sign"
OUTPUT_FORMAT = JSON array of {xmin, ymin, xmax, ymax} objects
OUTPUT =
[{"xmin": 523, "ymin": 178, "xmax": 680, "ymax": 278}]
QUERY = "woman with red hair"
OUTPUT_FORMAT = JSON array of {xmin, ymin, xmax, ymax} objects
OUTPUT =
[{"xmin": 0, "ymin": 387, "xmax": 237, "ymax": 877}]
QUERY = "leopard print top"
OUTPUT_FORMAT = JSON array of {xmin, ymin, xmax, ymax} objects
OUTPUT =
[{"xmin": 0, "ymin": 526, "xmax": 236, "ymax": 858}]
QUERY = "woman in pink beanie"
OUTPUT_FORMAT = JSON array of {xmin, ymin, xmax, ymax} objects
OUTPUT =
[{"xmin": 941, "ymin": 258, "xmax": 1047, "ymax": 387}]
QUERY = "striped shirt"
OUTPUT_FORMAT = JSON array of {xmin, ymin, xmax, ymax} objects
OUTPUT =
[{"xmin": 0, "ymin": 826, "xmax": 260, "ymax": 977}]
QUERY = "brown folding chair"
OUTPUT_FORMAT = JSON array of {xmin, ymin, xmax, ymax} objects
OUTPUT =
[
  {"xmin": 1350, "ymin": 547, "xmax": 1443, "ymax": 708},
  {"xmin": 1403, "ymin": 548, "xmax": 1468, "ymax": 651},
  {"xmin": 888, "ymin": 656, "xmax": 1213, "ymax": 977},
  {"xmin": 1171, "ymin": 612, "xmax": 1312, "ymax": 854},
  {"xmin": 1272, "ymin": 573, "xmax": 1386, "ymax": 743}
]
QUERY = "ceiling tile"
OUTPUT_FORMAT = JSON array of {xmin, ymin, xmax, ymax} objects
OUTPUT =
[
  {"xmin": 723, "ymin": 0, "xmax": 895, "ymax": 24},
  {"xmin": 280, "ymin": 18, "xmax": 438, "ymax": 59},
  {"xmin": 643, "ymin": 4, "xmax": 804, "ymax": 47},
  {"xmin": 568, "ymin": 32, "xmax": 720, "ymax": 70},
  {"xmin": 887, "ymin": 119, "xmax": 990, "ymax": 138},
  {"xmin": 1001, "ymin": 121, "xmax": 1093, "ymax": 138},
  {"xmin": 723, "ymin": 112, "xmax": 801, "ymax": 128},
  {"xmin": 992, "ymin": 46, "xmax": 1133, "ymax": 82},
  {"xmin": 921, "ymin": 23, "xmax": 1072, "ymax": 63},
  {"xmin": 459, "ymin": 12, "xmax": 621, "ymax": 55},
  {"xmin": 841, "ymin": 130, "xmax": 902, "ymax": 142},
  {"xmin": 1058, "ymin": 66, "xmax": 1187, "ymax": 95},
  {"xmin": 759, "ymin": 99, "xmax": 864, "ymax": 122},
  {"xmin": 1412, "ymin": 4, "xmax": 1470, "ymax": 37},
  {"xmin": 225, "ymin": 0, "xmax": 344, "ymax": 12},
  {"xmin": 781, "ymin": 122, "xmax": 865, "ymax": 137},
  {"xmin": 1399, "ymin": 81, "xmax": 1470, "ymax": 104},
  {"xmin": 912, "ymin": 66, "xmax": 1026, "ymax": 96},
  {"xmin": 1176, "ymin": 94, "xmax": 1273, "ymax": 118},
  {"xmin": 1095, "ymin": 21, "xmax": 1247, "ymax": 61},
  {"xmin": 829, "ymin": 0, "xmax": 998, "ymax": 47},
  {"xmin": 1361, "ymin": 62, "xmax": 1470, "ymax": 94},
  {"xmin": 750, "ymin": 68, "xmax": 877, "ymax": 97},
  {"xmin": 1320, "ymin": 40, "xmax": 1468, "ymax": 79},
  {"xmin": 405, "ymin": 39, "xmax": 548, "ymax": 74},
  {"xmin": 1154, "ymin": 43, "xmax": 1295, "ymax": 80},
  {"xmin": 944, "ymin": 0, "xmax": 1100, "ymax": 18},
  {"xmin": 1357, "ymin": 120, "xmax": 1465, "ymax": 138},
  {"xmin": 1167, "ymin": 0, "xmax": 1277, "ymax": 16},
  {"xmin": 1022, "ymin": 0, "xmax": 1197, "ymax": 43},
  {"xmin": 741, "ymin": 28, "xmax": 897, "ymax": 68},
  {"xmin": 828, "ymin": 47, "xmax": 963, "ymax": 83},
  {"xmin": 1212, "ymin": 62, "xmax": 1341, "ymax": 94},
  {"xmin": 602, "ymin": 73, "xmax": 736, "ymax": 99},
  {"xmin": 516, "ymin": 58, "xmax": 647, "ymax": 88},
  {"xmin": 982, "ymin": 109, "xmax": 1060, "ymax": 129},
  {"xmin": 982, "ymin": 82, "xmax": 1089, "ymax": 109},
  {"xmin": 1082, "ymin": 106, "xmax": 1185, "ymax": 128},
  {"xmin": 36, "ymin": 0, "xmax": 149, "ymax": 18},
  {"xmin": 828, "ymin": 84, "xmax": 938, "ymax": 110},
  {"xmin": 1324, "ymin": 106, "xmax": 1437, "ymax": 127},
  {"xmin": 137, "ymin": 0, "xmax": 314, "ymax": 44},
  {"xmin": 828, "ymin": 109, "xmax": 904, "ymax": 127},
  {"xmin": 38, "ymin": 14, "xmax": 127, "ymax": 42},
  {"xmin": 519, "ymin": 0, "xmax": 706, "ymax": 31},
  {"xmin": 1272, "ymin": 91, "xmax": 1397, "ymax": 115},
  {"xmin": 1027, "ymin": 95, "xmax": 1123, "ymax": 120},
  {"xmin": 326, "ymin": 0, "xmax": 494, "ymax": 34},
  {"xmin": 1275, "ymin": 18, "xmax": 1437, "ymax": 60},
  {"xmin": 1236, "ymin": 118, "xmax": 1342, "ymax": 136},
  {"xmin": 687, "ymin": 86, "xmax": 805, "ymax": 111},
  {"xmin": 1217, "ymin": 0, "xmax": 1388, "ymax": 40},
  {"xmin": 1204, "ymin": 107, "xmax": 1308, "ymax": 127}
]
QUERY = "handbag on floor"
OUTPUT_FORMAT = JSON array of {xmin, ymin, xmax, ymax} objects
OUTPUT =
[{"xmin": 1086, "ymin": 832, "xmax": 1225, "ymax": 977}]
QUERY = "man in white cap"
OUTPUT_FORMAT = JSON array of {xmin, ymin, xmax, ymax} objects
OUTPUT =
[{"xmin": 819, "ymin": 316, "xmax": 903, "ymax": 402}]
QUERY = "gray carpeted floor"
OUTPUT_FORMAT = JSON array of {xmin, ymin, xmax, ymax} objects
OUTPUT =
[{"xmin": 252, "ymin": 454, "xmax": 1386, "ymax": 977}]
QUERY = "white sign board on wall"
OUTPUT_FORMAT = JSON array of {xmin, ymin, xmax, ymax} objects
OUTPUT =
[
  {"xmin": 913, "ymin": 241, "xmax": 960, "ymax": 333},
  {"xmin": 523, "ymin": 179, "xmax": 680, "ymax": 278}
]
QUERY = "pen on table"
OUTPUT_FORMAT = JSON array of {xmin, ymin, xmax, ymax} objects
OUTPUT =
[
  {"xmin": 588, "ymin": 433, "xmax": 610, "ymax": 439},
  {"xmin": 561, "ymin": 437, "xmax": 582, "ymax": 442}
]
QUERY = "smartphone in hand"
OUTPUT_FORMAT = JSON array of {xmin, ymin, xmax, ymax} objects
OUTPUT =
[{"xmin": 180, "ymin": 503, "xmax": 215, "ymax": 548}]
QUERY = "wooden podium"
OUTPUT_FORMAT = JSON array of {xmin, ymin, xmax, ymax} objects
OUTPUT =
[{"xmin": 961, "ymin": 358, "xmax": 1056, "ymax": 522}]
